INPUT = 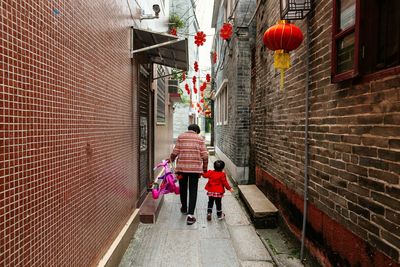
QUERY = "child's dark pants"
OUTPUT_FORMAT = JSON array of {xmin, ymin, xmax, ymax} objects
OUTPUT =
[{"xmin": 207, "ymin": 196, "xmax": 222, "ymax": 216}]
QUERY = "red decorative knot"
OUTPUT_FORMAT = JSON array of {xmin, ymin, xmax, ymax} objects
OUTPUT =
[
  {"xmin": 194, "ymin": 31, "xmax": 206, "ymax": 46},
  {"xmin": 192, "ymin": 76, "xmax": 196, "ymax": 85},
  {"xmin": 185, "ymin": 83, "xmax": 190, "ymax": 94},
  {"xmin": 206, "ymin": 74, "xmax": 211, "ymax": 82},
  {"xmin": 194, "ymin": 61, "xmax": 199, "ymax": 72},
  {"xmin": 200, "ymin": 82, "xmax": 207, "ymax": 91},
  {"xmin": 200, "ymin": 98, "xmax": 204, "ymax": 103},
  {"xmin": 182, "ymin": 72, "xmax": 186, "ymax": 81},
  {"xmin": 169, "ymin": 28, "xmax": 177, "ymax": 36},
  {"xmin": 212, "ymin": 51, "xmax": 217, "ymax": 64},
  {"xmin": 193, "ymin": 86, "xmax": 198, "ymax": 94},
  {"xmin": 220, "ymin": 23, "xmax": 233, "ymax": 40},
  {"xmin": 263, "ymin": 21, "xmax": 303, "ymax": 52}
]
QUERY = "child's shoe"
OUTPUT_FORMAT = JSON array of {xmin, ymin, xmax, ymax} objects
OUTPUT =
[
  {"xmin": 217, "ymin": 213, "xmax": 225, "ymax": 220},
  {"xmin": 207, "ymin": 213, "xmax": 212, "ymax": 221}
]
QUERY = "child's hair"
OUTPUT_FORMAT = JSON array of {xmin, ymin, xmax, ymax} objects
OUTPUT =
[{"xmin": 214, "ymin": 160, "xmax": 225, "ymax": 171}]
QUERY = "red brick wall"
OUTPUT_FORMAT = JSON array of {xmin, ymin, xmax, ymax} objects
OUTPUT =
[
  {"xmin": 1, "ymin": 1, "xmax": 138, "ymax": 266},
  {"xmin": 252, "ymin": 0, "xmax": 400, "ymax": 265}
]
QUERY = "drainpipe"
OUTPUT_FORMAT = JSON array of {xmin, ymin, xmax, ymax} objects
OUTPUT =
[{"xmin": 300, "ymin": 13, "xmax": 312, "ymax": 262}]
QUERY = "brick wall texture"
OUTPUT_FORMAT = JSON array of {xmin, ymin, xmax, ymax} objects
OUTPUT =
[
  {"xmin": 253, "ymin": 0, "xmax": 400, "ymax": 265},
  {"xmin": 213, "ymin": 0, "xmax": 256, "ymax": 174},
  {"xmin": 1, "ymin": 1, "xmax": 139, "ymax": 266}
]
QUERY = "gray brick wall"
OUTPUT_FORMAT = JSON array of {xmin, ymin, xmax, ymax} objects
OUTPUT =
[
  {"xmin": 213, "ymin": 0, "xmax": 256, "ymax": 182},
  {"xmin": 252, "ymin": 0, "xmax": 400, "ymax": 264}
]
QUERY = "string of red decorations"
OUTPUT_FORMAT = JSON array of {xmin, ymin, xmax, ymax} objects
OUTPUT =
[
  {"xmin": 200, "ymin": 82, "xmax": 207, "ymax": 91},
  {"xmin": 169, "ymin": 28, "xmax": 177, "ymax": 36},
  {"xmin": 194, "ymin": 61, "xmax": 199, "ymax": 72},
  {"xmin": 220, "ymin": 23, "xmax": 233, "ymax": 40},
  {"xmin": 182, "ymin": 72, "xmax": 186, "ymax": 81},
  {"xmin": 185, "ymin": 83, "xmax": 190, "ymax": 94},
  {"xmin": 212, "ymin": 51, "xmax": 217, "ymax": 64},
  {"xmin": 194, "ymin": 31, "xmax": 206, "ymax": 46},
  {"xmin": 206, "ymin": 74, "xmax": 211, "ymax": 82}
]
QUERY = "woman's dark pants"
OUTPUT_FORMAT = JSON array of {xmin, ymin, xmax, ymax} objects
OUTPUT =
[{"xmin": 178, "ymin": 173, "xmax": 199, "ymax": 215}]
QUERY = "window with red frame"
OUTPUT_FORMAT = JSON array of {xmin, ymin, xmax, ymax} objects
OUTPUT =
[{"xmin": 331, "ymin": 0, "xmax": 400, "ymax": 82}]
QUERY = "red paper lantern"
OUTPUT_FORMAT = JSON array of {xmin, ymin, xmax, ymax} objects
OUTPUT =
[
  {"xmin": 194, "ymin": 31, "xmax": 206, "ymax": 46},
  {"xmin": 194, "ymin": 61, "xmax": 199, "ymax": 72},
  {"xmin": 220, "ymin": 23, "xmax": 233, "ymax": 40},
  {"xmin": 263, "ymin": 20, "xmax": 303, "ymax": 90},
  {"xmin": 263, "ymin": 21, "xmax": 303, "ymax": 51}
]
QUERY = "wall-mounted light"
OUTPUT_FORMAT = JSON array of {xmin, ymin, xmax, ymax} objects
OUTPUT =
[
  {"xmin": 280, "ymin": 0, "xmax": 312, "ymax": 20},
  {"xmin": 140, "ymin": 4, "xmax": 160, "ymax": 21}
]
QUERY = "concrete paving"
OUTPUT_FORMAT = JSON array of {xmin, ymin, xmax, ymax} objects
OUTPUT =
[{"xmin": 119, "ymin": 159, "xmax": 275, "ymax": 267}]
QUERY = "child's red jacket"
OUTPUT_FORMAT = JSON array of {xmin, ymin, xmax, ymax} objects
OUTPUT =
[{"xmin": 203, "ymin": 170, "xmax": 232, "ymax": 193}]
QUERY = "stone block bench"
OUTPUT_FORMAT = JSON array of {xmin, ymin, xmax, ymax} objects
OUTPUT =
[{"xmin": 238, "ymin": 184, "xmax": 278, "ymax": 228}]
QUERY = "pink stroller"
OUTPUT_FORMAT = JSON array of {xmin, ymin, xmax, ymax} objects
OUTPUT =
[{"xmin": 151, "ymin": 160, "xmax": 180, "ymax": 199}]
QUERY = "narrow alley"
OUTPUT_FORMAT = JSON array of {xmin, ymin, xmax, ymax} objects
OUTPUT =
[{"xmin": 118, "ymin": 157, "xmax": 274, "ymax": 267}]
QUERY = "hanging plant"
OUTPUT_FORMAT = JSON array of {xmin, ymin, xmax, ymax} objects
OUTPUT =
[
  {"xmin": 220, "ymin": 23, "xmax": 233, "ymax": 40},
  {"xmin": 169, "ymin": 14, "xmax": 185, "ymax": 30},
  {"xmin": 194, "ymin": 31, "xmax": 206, "ymax": 46}
]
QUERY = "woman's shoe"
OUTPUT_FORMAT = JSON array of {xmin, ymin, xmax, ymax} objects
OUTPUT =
[
  {"xmin": 187, "ymin": 215, "xmax": 196, "ymax": 225},
  {"xmin": 217, "ymin": 213, "xmax": 225, "ymax": 220},
  {"xmin": 207, "ymin": 213, "xmax": 212, "ymax": 221}
]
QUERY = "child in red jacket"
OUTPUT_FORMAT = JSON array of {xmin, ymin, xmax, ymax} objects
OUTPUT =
[{"xmin": 203, "ymin": 160, "xmax": 234, "ymax": 221}]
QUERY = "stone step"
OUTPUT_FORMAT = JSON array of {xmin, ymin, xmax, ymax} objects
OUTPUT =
[
  {"xmin": 139, "ymin": 193, "xmax": 164, "ymax": 223},
  {"xmin": 207, "ymin": 146, "xmax": 215, "ymax": 155},
  {"xmin": 238, "ymin": 185, "xmax": 278, "ymax": 228}
]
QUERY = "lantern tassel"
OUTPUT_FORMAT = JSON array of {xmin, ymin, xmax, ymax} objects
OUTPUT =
[{"xmin": 274, "ymin": 50, "xmax": 290, "ymax": 91}]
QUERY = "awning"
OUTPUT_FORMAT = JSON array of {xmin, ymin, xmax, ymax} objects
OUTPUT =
[{"xmin": 131, "ymin": 28, "xmax": 189, "ymax": 71}]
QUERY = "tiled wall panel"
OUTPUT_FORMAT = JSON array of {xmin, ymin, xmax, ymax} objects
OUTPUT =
[{"xmin": 0, "ymin": 1, "xmax": 139, "ymax": 266}]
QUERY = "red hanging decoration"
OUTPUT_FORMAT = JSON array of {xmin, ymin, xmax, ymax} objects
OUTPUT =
[
  {"xmin": 192, "ymin": 76, "xmax": 196, "ymax": 85},
  {"xmin": 193, "ymin": 86, "xmax": 198, "ymax": 94},
  {"xmin": 169, "ymin": 28, "xmax": 177, "ymax": 36},
  {"xmin": 220, "ymin": 23, "xmax": 233, "ymax": 40},
  {"xmin": 182, "ymin": 72, "xmax": 186, "ymax": 81},
  {"xmin": 194, "ymin": 61, "xmax": 199, "ymax": 72},
  {"xmin": 200, "ymin": 82, "xmax": 207, "ymax": 91},
  {"xmin": 206, "ymin": 74, "xmax": 211, "ymax": 82},
  {"xmin": 194, "ymin": 31, "xmax": 206, "ymax": 46},
  {"xmin": 263, "ymin": 20, "xmax": 303, "ymax": 90},
  {"xmin": 212, "ymin": 51, "xmax": 217, "ymax": 64},
  {"xmin": 200, "ymin": 98, "xmax": 204, "ymax": 103},
  {"xmin": 185, "ymin": 83, "xmax": 190, "ymax": 94}
]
